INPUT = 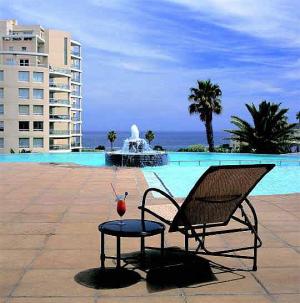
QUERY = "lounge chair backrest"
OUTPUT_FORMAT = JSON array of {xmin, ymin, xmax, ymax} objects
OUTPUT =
[{"xmin": 170, "ymin": 164, "xmax": 275, "ymax": 231}]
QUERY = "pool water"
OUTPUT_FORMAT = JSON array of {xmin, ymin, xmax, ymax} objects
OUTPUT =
[
  {"xmin": 143, "ymin": 166, "xmax": 300, "ymax": 197},
  {"xmin": 0, "ymin": 151, "xmax": 299, "ymax": 196},
  {"xmin": 143, "ymin": 152, "xmax": 300, "ymax": 197},
  {"xmin": 0, "ymin": 152, "xmax": 106, "ymax": 166}
]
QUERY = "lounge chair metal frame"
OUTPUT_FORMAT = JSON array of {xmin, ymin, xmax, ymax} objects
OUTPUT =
[{"xmin": 140, "ymin": 164, "xmax": 275, "ymax": 271}]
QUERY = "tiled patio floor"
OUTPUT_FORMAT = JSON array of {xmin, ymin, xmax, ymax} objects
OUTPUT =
[{"xmin": 0, "ymin": 163, "xmax": 299, "ymax": 303}]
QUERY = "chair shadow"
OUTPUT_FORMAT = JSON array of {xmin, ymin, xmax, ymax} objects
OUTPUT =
[
  {"xmin": 122, "ymin": 247, "xmax": 219, "ymax": 292},
  {"xmin": 74, "ymin": 247, "xmax": 245, "ymax": 292}
]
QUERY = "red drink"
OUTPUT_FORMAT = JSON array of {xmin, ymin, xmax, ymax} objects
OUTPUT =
[{"xmin": 117, "ymin": 200, "xmax": 126, "ymax": 217}]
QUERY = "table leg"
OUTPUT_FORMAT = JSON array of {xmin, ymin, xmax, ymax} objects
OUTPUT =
[
  {"xmin": 141, "ymin": 236, "xmax": 145, "ymax": 258},
  {"xmin": 161, "ymin": 231, "xmax": 164, "ymax": 258},
  {"xmin": 100, "ymin": 231, "xmax": 105, "ymax": 268},
  {"xmin": 116, "ymin": 236, "xmax": 121, "ymax": 268}
]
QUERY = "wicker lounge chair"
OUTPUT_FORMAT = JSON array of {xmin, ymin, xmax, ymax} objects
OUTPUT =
[{"xmin": 139, "ymin": 164, "xmax": 275, "ymax": 270}]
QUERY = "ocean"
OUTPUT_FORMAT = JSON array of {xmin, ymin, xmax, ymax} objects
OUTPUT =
[{"xmin": 82, "ymin": 131, "xmax": 230, "ymax": 151}]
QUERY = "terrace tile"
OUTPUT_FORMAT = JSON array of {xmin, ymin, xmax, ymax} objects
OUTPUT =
[
  {"xmin": 11, "ymin": 269, "xmax": 94, "ymax": 297},
  {"xmin": 0, "ymin": 235, "xmax": 47, "ymax": 249},
  {"xmin": 0, "ymin": 163, "xmax": 299, "ymax": 303},
  {"xmin": 8, "ymin": 298, "xmax": 95, "ymax": 303},
  {"xmin": 0, "ymin": 270, "xmax": 23, "ymax": 297},
  {"xmin": 186, "ymin": 295, "xmax": 273, "ymax": 303},
  {"xmin": 254, "ymin": 268, "xmax": 300, "ymax": 294},
  {"xmin": 276, "ymin": 232, "xmax": 300, "ymax": 247},
  {"xmin": 0, "ymin": 250, "xmax": 38, "ymax": 269}
]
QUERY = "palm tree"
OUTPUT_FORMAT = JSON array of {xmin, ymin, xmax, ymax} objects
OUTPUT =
[
  {"xmin": 107, "ymin": 131, "xmax": 117, "ymax": 151},
  {"xmin": 145, "ymin": 130, "xmax": 155, "ymax": 145},
  {"xmin": 188, "ymin": 79, "xmax": 222, "ymax": 152},
  {"xmin": 296, "ymin": 111, "xmax": 300, "ymax": 124},
  {"xmin": 227, "ymin": 101, "xmax": 298, "ymax": 154}
]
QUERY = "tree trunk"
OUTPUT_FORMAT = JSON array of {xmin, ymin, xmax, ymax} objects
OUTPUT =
[
  {"xmin": 110, "ymin": 141, "xmax": 113, "ymax": 151},
  {"xmin": 205, "ymin": 115, "xmax": 214, "ymax": 152}
]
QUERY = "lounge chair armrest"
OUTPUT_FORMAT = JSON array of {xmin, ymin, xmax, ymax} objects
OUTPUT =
[{"xmin": 140, "ymin": 188, "xmax": 181, "ymax": 221}]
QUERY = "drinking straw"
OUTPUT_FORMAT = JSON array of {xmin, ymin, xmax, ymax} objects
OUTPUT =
[{"xmin": 110, "ymin": 183, "xmax": 118, "ymax": 199}]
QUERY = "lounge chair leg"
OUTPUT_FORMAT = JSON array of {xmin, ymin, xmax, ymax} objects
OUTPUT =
[{"xmin": 253, "ymin": 224, "xmax": 258, "ymax": 271}]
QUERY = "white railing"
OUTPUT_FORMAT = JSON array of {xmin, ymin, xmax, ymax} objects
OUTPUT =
[
  {"xmin": 49, "ymin": 83, "xmax": 70, "ymax": 90},
  {"xmin": 49, "ymin": 99, "xmax": 70, "ymax": 105},
  {"xmin": 49, "ymin": 67, "xmax": 71, "ymax": 75},
  {"xmin": 49, "ymin": 130, "xmax": 70, "ymax": 135},
  {"xmin": 168, "ymin": 159, "xmax": 300, "ymax": 166},
  {"xmin": 50, "ymin": 144, "xmax": 70, "ymax": 150}
]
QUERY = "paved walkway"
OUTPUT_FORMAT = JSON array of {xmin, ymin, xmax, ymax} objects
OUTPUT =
[{"xmin": 0, "ymin": 163, "xmax": 299, "ymax": 303}]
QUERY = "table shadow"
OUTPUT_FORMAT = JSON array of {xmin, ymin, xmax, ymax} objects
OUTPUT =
[{"xmin": 74, "ymin": 267, "xmax": 141, "ymax": 289}]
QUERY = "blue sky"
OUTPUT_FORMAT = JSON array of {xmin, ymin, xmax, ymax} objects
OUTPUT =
[{"xmin": 0, "ymin": 0, "xmax": 299, "ymax": 131}]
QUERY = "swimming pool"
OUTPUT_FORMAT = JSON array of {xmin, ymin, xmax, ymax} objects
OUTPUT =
[
  {"xmin": 0, "ymin": 152, "xmax": 106, "ymax": 166},
  {"xmin": 0, "ymin": 151, "xmax": 299, "ymax": 196},
  {"xmin": 143, "ymin": 153, "xmax": 300, "ymax": 196}
]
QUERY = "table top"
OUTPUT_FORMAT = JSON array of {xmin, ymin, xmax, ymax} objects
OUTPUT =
[{"xmin": 98, "ymin": 219, "xmax": 165, "ymax": 237}]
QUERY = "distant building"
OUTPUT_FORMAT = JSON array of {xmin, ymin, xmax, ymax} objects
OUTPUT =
[{"xmin": 0, "ymin": 19, "xmax": 82, "ymax": 153}]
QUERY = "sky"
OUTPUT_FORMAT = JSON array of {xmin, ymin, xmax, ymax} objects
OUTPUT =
[{"xmin": 0, "ymin": 0, "xmax": 299, "ymax": 132}]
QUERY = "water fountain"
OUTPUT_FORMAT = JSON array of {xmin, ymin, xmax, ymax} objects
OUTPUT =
[{"xmin": 105, "ymin": 124, "xmax": 168, "ymax": 167}]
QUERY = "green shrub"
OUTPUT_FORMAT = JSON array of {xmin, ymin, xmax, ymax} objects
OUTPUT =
[
  {"xmin": 95, "ymin": 145, "xmax": 105, "ymax": 150},
  {"xmin": 153, "ymin": 145, "xmax": 164, "ymax": 151},
  {"xmin": 214, "ymin": 144, "xmax": 232, "ymax": 153}
]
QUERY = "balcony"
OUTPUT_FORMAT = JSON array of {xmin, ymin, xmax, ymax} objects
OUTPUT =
[
  {"xmin": 71, "ymin": 50, "xmax": 81, "ymax": 57},
  {"xmin": 71, "ymin": 103, "xmax": 81, "ymax": 110},
  {"xmin": 71, "ymin": 91, "xmax": 81, "ymax": 97},
  {"xmin": 71, "ymin": 142, "xmax": 81, "ymax": 147},
  {"xmin": 71, "ymin": 64, "xmax": 81, "ymax": 70},
  {"xmin": 3, "ymin": 31, "xmax": 45, "ymax": 42},
  {"xmin": 49, "ymin": 67, "xmax": 71, "ymax": 77},
  {"xmin": 49, "ymin": 130, "xmax": 70, "ymax": 136},
  {"xmin": 71, "ymin": 130, "xmax": 81, "ymax": 135},
  {"xmin": 71, "ymin": 76, "xmax": 81, "ymax": 83},
  {"xmin": 49, "ymin": 82, "xmax": 70, "ymax": 92},
  {"xmin": 49, "ymin": 114, "xmax": 70, "ymax": 120},
  {"xmin": 71, "ymin": 116, "xmax": 81, "ymax": 122},
  {"xmin": 49, "ymin": 99, "xmax": 70, "ymax": 106},
  {"xmin": 50, "ymin": 144, "xmax": 70, "ymax": 151},
  {"xmin": 1, "ymin": 61, "xmax": 48, "ymax": 68}
]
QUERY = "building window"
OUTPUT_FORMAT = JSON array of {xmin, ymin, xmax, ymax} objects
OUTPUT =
[
  {"xmin": 0, "ymin": 88, "xmax": 3, "ymax": 98},
  {"xmin": 19, "ymin": 105, "xmax": 29, "ymax": 115},
  {"xmin": 19, "ymin": 88, "xmax": 29, "ymax": 99},
  {"xmin": 33, "ymin": 105, "xmax": 43, "ymax": 115},
  {"xmin": 0, "ymin": 71, "xmax": 3, "ymax": 81},
  {"xmin": 0, "ymin": 121, "xmax": 3, "ymax": 131},
  {"xmin": 18, "ymin": 71, "xmax": 29, "ymax": 82},
  {"xmin": 20, "ymin": 59, "xmax": 29, "ymax": 66},
  {"xmin": 0, "ymin": 104, "xmax": 3, "ymax": 115},
  {"xmin": 33, "ymin": 121, "xmax": 43, "ymax": 131},
  {"xmin": 0, "ymin": 138, "xmax": 3, "ymax": 148},
  {"xmin": 19, "ymin": 138, "xmax": 29, "ymax": 148},
  {"xmin": 6, "ymin": 58, "xmax": 16, "ymax": 65},
  {"xmin": 9, "ymin": 46, "xmax": 14, "ymax": 51},
  {"xmin": 33, "ymin": 138, "xmax": 43, "ymax": 148},
  {"xmin": 33, "ymin": 72, "xmax": 43, "ymax": 83},
  {"xmin": 21, "ymin": 46, "xmax": 27, "ymax": 51},
  {"xmin": 33, "ymin": 89, "xmax": 43, "ymax": 99},
  {"xmin": 64, "ymin": 37, "xmax": 68, "ymax": 65},
  {"xmin": 19, "ymin": 121, "xmax": 29, "ymax": 131}
]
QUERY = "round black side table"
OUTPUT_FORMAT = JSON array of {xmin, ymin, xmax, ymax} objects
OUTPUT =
[{"xmin": 98, "ymin": 219, "xmax": 165, "ymax": 268}]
